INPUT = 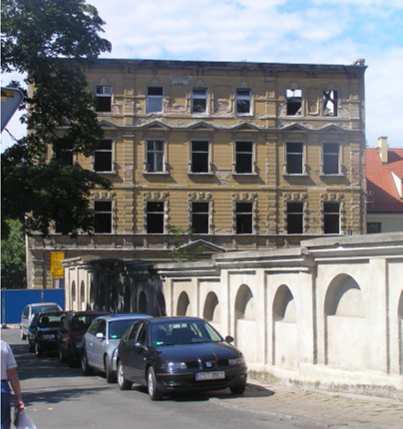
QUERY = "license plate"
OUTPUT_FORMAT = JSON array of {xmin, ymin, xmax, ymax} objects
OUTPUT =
[
  {"xmin": 42, "ymin": 334, "xmax": 54, "ymax": 340},
  {"xmin": 195, "ymin": 371, "xmax": 225, "ymax": 381}
]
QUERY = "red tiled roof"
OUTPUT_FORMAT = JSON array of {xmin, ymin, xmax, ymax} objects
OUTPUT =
[{"xmin": 366, "ymin": 148, "xmax": 403, "ymax": 213}]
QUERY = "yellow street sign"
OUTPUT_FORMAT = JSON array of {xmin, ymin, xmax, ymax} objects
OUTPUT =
[{"xmin": 50, "ymin": 251, "xmax": 65, "ymax": 279}]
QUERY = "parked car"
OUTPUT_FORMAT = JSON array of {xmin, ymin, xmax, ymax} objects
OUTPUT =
[
  {"xmin": 20, "ymin": 302, "xmax": 63, "ymax": 340},
  {"xmin": 81, "ymin": 313, "xmax": 152, "ymax": 382},
  {"xmin": 117, "ymin": 316, "xmax": 247, "ymax": 400},
  {"xmin": 27, "ymin": 311, "xmax": 65, "ymax": 357},
  {"xmin": 58, "ymin": 311, "xmax": 110, "ymax": 366}
]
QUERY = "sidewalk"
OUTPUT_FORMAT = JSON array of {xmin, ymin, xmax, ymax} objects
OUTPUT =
[{"xmin": 211, "ymin": 379, "xmax": 403, "ymax": 429}]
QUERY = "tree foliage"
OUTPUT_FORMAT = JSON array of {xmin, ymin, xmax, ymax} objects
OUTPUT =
[
  {"xmin": 1, "ymin": 0, "xmax": 112, "ymax": 237},
  {"xmin": 1, "ymin": 219, "xmax": 26, "ymax": 288}
]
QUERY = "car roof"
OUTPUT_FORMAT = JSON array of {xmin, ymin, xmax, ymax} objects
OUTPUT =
[
  {"xmin": 148, "ymin": 316, "xmax": 203, "ymax": 324},
  {"xmin": 29, "ymin": 302, "xmax": 60, "ymax": 308},
  {"xmin": 99, "ymin": 313, "xmax": 152, "ymax": 322}
]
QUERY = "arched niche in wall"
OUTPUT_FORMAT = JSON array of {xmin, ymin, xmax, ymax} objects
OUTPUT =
[
  {"xmin": 324, "ymin": 273, "xmax": 366, "ymax": 370},
  {"xmin": 203, "ymin": 291, "xmax": 220, "ymax": 323},
  {"xmin": 398, "ymin": 292, "xmax": 403, "ymax": 374},
  {"xmin": 80, "ymin": 281, "xmax": 86, "ymax": 310},
  {"xmin": 138, "ymin": 290, "xmax": 148, "ymax": 313},
  {"xmin": 177, "ymin": 291, "xmax": 190, "ymax": 316},
  {"xmin": 234, "ymin": 284, "xmax": 256, "ymax": 363},
  {"xmin": 272, "ymin": 285, "xmax": 298, "ymax": 369}
]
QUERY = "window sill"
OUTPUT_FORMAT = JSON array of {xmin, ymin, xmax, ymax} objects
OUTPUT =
[
  {"xmin": 283, "ymin": 173, "xmax": 309, "ymax": 177},
  {"xmin": 320, "ymin": 173, "xmax": 345, "ymax": 177},
  {"xmin": 236, "ymin": 113, "xmax": 253, "ymax": 117},
  {"xmin": 94, "ymin": 170, "xmax": 116, "ymax": 175},
  {"xmin": 188, "ymin": 171, "xmax": 215, "ymax": 176},
  {"xmin": 143, "ymin": 171, "xmax": 170, "ymax": 176},
  {"xmin": 232, "ymin": 172, "xmax": 258, "ymax": 176}
]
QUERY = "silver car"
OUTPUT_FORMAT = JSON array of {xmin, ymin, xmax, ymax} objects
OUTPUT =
[
  {"xmin": 81, "ymin": 314, "xmax": 152, "ymax": 382},
  {"xmin": 20, "ymin": 302, "xmax": 62, "ymax": 340}
]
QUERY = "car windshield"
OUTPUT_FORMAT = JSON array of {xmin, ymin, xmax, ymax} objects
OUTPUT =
[
  {"xmin": 150, "ymin": 320, "xmax": 223, "ymax": 347},
  {"xmin": 71, "ymin": 315, "xmax": 98, "ymax": 330},
  {"xmin": 109, "ymin": 319, "xmax": 136, "ymax": 340},
  {"xmin": 38, "ymin": 313, "xmax": 63, "ymax": 328},
  {"xmin": 32, "ymin": 305, "xmax": 60, "ymax": 315}
]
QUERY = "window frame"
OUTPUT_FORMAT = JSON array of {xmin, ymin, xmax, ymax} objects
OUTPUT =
[
  {"xmin": 189, "ymin": 140, "xmax": 213, "ymax": 175},
  {"xmin": 146, "ymin": 200, "xmax": 165, "ymax": 234},
  {"xmin": 146, "ymin": 86, "xmax": 164, "ymax": 114},
  {"xmin": 235, "ymin": 88, "xmax": 252, "ymax": 116},
  {"xmin": 286, "ymin": 88, "xmax": 303, "ymax": 116},
  {"xmin": 285, "ymin": 142, "xmax": 306, "ymax": 176},
  {"xmin": 191, "ymin": 88, "xmax": 208, "ymax": 114},
  {"xmin": 322, "ymin": 89, "xmax": 338, "ymax": 117},
  {"xmin": 93, "ymin": 140, "xmax": 114, "ymax": 173},
  {"xmin": 144, "ymin": 139, "xmax": 167, "ymax": 174},
  {"xmin": 191, "ymin": 201, "xmax": 210, "ymax": 234},
  {"xmin": 322, "ymin": 143, "xmax": 341, "ymax": 176},
  {"xmin": 235, "ymin": 201, "xmax": 254, "ymax": 235},
  {"xmin": 367, "ymin": 222, "xmax": 382, "ymax": 234},
  {"xmin": 323, "ymin": 201, "xmax": 341, "ymax": 235},
  {"xmin": 95, "ymin": 85, "xmax": 112, "ymax": 113},
  {"xmin": 233, "ymin": 140, "xmax": 256, "ymax": 175},
  {"xmin": 286, "ymin": 201, "xmax": 304, "ymax": 234},
  {"xmin": 94, "ymin": 200, "xmax": 113, "ymax": 234}
]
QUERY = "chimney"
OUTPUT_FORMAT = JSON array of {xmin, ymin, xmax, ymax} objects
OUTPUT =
[{"xmin": 377, "ymin": 136, "xmax": 389, "ymax": 163}]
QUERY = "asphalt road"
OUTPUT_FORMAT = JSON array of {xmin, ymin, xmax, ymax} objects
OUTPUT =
[{"xmin": 1, "ymin": 328, "xmax": 318, "ymax": 429}]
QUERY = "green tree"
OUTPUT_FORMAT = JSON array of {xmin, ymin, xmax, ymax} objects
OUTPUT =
[
  {"xmin": 1, "ymin": 0, "xmax": 112, "ymax": 237},
  {"xmin": 1, "ymin": 219, "xmax": 26, "ymax": 288}
]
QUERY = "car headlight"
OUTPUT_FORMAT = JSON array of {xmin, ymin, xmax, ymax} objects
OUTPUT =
[
  {"xmin": 228, "ymin": 357, "xmax": 245, "ymax": 366},
  {"xmin": 162, "ymin": 361, "xmax": 187, "ymax": 371}
]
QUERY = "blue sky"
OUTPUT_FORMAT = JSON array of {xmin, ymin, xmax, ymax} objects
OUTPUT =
[{"xmin": 2, "ymin": 0, "xmax": 403, "ymax": 147}]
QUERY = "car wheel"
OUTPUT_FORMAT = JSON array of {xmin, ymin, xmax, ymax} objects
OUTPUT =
[
  {"xmin": 80, "ymin": 352, "xmax": 92, "ymax": 375},
  {"xmin": 230, "ymin": 382, "xmax": 246, "ymax": 395},
  {"xmin": 117, "ymin": 362, "xmax": 132, "ymax": 391},
  {"xmin": 34, "ymin": 343, "xmax": 43, "ymax": 358},
  {"xmin": 147, "ymin": 367, "xmax": 162, "ymax": 401},
  {"xmin": 104, "ymin": 357, "xmax": 116, "ymax": 383}
]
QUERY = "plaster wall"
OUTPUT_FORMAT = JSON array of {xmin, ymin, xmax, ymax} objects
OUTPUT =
[{"xmin": 367, "ymin": 214, "xmax": 403, "ymax": 233}]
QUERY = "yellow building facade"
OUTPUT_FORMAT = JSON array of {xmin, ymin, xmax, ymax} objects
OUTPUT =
[{"xmin": 27, "ymin": 59, "xmax": 367, "ymax": 288}]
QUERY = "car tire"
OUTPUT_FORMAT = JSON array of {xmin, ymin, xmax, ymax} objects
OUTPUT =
[
  {"xmin": 147, "ymin": 367, "xmax": 162, "ymax": 401},
  {"xmin": 34, "ymin": 343, "xmax": 43, "ymax": 358},
  {"xmin": 80, "ymin": 352, "xmax": 92, "ymax": 375},
  {"xmin": 104, "ymin": 357, "xmax": 116, "ymax": 383},
  {"xmin": 230, "ymin": 382, "xmax": 246, "ymax": 395},
  {"xmin": 117, "ymin": 362, "xmax": 132, "ymax": 391}
]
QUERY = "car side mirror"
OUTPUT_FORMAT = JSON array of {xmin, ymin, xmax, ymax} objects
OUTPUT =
[
  {"xmin": 224, "ymin": 335, "xmax": 234, "ymax": 343},
  {"xmin": 96, "ymin": 332, "xmax": 105, "ymax": 340},
  {"xmin": 135, "ymin": 342, "xmax": 147, "ymax": 350}
]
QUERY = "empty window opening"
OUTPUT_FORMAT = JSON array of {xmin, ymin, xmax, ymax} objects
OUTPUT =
[
  {"xmin": 147, "ymin": 201, "xmax": 164, "ymax": 233},
  {"xmin": 323, "ymin": 143, "xmax": 340, "ymax": 174},
  {"xmin": 235, "ymin": 141, "xmax": 253, "ymax": 173},
  {"xmin": 94, "ymin": 201, "xmax": 112, "ymax": 233},
  {"xmin": 191, "ymin": 88, "xmax": 207, "ymax": 113},
  {"xmin": 323, "ymin": 90, "xmax": 338, "ymax": 116},
  {"xmin": 55, "ymin": 143, "xmax": 74, "ymax": 166},
  {"xmin": 286, "ymin": 142, "xmax": 304, "ymax": 174},
  {"xmin": 191, "ymin": 141, "xmax": 209, "ymax": 173},
  {"xmin": 367, "ymin": 222, "xmax": 382, "ymax": 233},
  {"xmin": 146, "ymin": 86, "xmax": 163, "ymax": 113},
  {"xmin": 286, "ymin": 89, "xmax": 302, "ymax": 115},
  {"xmin": 95, "ymin": 85, "xmax": 112, "ymax": 112},
  {"xmin": 287, "ymin": 202, "xmax": 304, "ymax": 234},
  {"xmin": 236, "ymin": 202, "xmax": 253, "ymax": 234},
  {"xmin": 191, "ymin": 202, "xmax": 209, "ymax": 234},
  {"xmin": 146, "ymin": 140, "xmax": 164, "ymax": 172},
  {"xmin": 324, "ymin": 202, "xmax": 340, "ymax": 234},
  {"xmin": 236, "ymin": 88, "xmax": 251, "ymax": 114},
  {"xmin": 94, "ymin": 140, "xmax": 113, "ymax": 172}
]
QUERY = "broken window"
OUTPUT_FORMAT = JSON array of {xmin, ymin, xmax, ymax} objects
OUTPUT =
[
  {"xmin": 236, "ymin": 88, "xmax": 251, "ymax": 115},
  {"xmin": 235, "ymin": 141, "xmax": 253, "ymax": 173},
  {"xmin": 191, "ymin": 88, "xmax": 207, "ymax": 113},
  {"xmin": 287, "ymin": 202, "xmax": 304, "ymax": 234},
  {"xmin": 146, "ymin": 140, "xmax": 164, "ymax": 172},
  {"xmin": 323, "ymin": 90, "xmax": 338, "ymax": 116},
  {"xmin": 323, "ymin": 143, "xmax": 340, "ymax": 174},
  {"xmin": 146, "ymin": 201, "xmax": 164, "ymax": 233},
  {"xmin": 94, "ymin": 201, "xmax": 112, "ymax": 233},
  {"xmin": 191, "ymin": 141, "xmax": 209, "ymax": 173},
  {"xmin": 236, "ymin": 202, "xmax": 253, "ymax": 234},
  {"xmin": 324, "ymin": 202, "xmax": 340, "ymax": 234},
  {"xmin": 286, "ymin": 89, "xmax": 302, "ymax": 116},
  {"xmin": 146, "ymin": 86, "xmax": 163, "ymax": 113},
  {"xmin": 94, "ymin": 140, "xmax": 113, "ymax": 172},
  {"xmin": 191, "ymin": 202, "xmax": 209, "ymax": 234},
  {"xmin": 367, "ymin": 222, "xmax": 382, "ymax": 234},
  {"xmin": 95, "ymin": 85, "xmax": 112, "ymax": 112},
  {"xmin": 55, "ymin": 143, "xmax": 74, "ymax": 166},
  {"xmin": 286, "ymin": 142, "xmax": 304, "ymax": 174}
]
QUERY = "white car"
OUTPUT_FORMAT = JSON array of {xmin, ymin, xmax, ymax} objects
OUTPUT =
[{"xmin": 20, "ymin": 302, "xmax": 62, "ymax": 340}]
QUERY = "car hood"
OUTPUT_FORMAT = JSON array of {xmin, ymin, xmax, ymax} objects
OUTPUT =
[{"xmin": 156, "ymin": 342, "xmax": 240, "ymax": 361}]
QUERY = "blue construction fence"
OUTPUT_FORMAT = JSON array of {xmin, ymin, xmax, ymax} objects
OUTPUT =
[{"xmin": 1, "ymin": 289, "xmax": 65, "ymax": 324}]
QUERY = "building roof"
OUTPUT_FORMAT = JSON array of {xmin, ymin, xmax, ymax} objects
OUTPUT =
[{"xmin": 366, "ymin": 148, "xmax": 403, "ymax": 213}]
